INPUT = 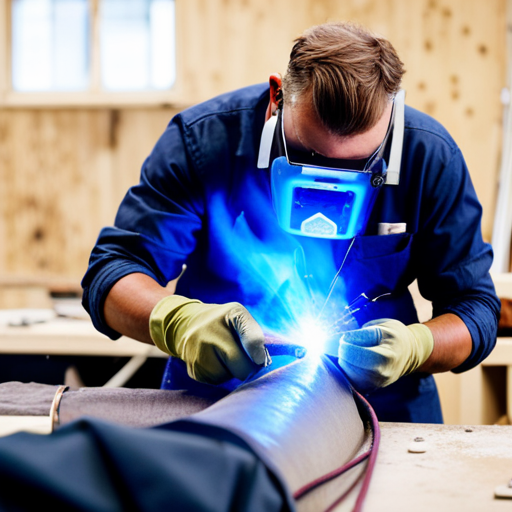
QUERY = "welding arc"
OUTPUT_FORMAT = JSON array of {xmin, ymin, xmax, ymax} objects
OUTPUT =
[{"xmin": 293, "ymin": 389, "xmax": 381, "ymax": 512}]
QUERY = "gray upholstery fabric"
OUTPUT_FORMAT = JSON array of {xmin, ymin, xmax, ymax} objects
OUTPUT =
[
  {"xmin": 0, "ymin": 382, "xmax": 59, "ymax": 416},
  {"xmin": 56, "ymin": 387, "xmax": 228, "ymax": 428},
  {"xmin": 0, "ymin": 382, "xmax": 227, "ymax": 428}
]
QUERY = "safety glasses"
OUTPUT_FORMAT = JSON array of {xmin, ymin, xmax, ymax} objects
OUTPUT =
[
  {"xmin": 257, "ymin": 90, "xmax": 405, "ymax": 239},
  {"xmin": 281, "ymin": 97, "xmax": 396, "ymax": 183}
]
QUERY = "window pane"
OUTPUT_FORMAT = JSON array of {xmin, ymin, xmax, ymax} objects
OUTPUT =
[
  {"xmin": 150, "ymin": 0, "xmax": 176, "ymax": 90},
  {"xmin": 100, "ymin": 0, "xmax": 175, "ymax": 91},
  {"xmin": 12, "ymin": 0, "xmax": 89, "ymax": 91}
]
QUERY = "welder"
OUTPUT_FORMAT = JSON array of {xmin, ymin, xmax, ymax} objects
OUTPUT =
[{"xmin": 82, "ymin": 22, "xmax": 500, "ymax": 423}]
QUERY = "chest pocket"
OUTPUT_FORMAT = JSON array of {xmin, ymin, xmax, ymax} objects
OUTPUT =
[{"xmin": 344, "ymin": 232, "xmax": 414, "ymax": 297}]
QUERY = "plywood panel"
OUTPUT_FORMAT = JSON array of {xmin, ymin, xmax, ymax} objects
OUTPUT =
[
  {"xmin": 0, "ymin": 0, "xmax": 506, "ymax": 286},
  {"xmin": 0, "ymin": 109, "xmax": 114, "ymax": 281},
  {"xmin": 0, "ymin": 107, "xmax": 178, "ymax": 284}
]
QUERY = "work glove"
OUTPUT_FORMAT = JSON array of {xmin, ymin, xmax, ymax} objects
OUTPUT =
[
  {"xmin": 338, "ymin": 319, "xmax": 434, "ymax": 393},
  {"xmin": 149, "ymin": 295, "xmax": 270, "ymax": 385}
]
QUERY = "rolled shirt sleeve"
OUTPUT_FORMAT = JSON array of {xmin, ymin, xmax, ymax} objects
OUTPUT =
[{"xmin": 411, "ymin": 144, "xmax": 500, "ymax": 371}]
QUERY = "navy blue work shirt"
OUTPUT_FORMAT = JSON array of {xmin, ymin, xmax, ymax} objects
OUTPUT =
[{"xmin": 82, "ymin": 84, "xmax": 500, "ymax": 423}]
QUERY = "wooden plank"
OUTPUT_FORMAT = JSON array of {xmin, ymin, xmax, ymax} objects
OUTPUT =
[
  {"xmin": 434, "ymin": 371, "xmax": 462, "ymax": 424},
  {"xmin": 0, "ymin": 416, "xmax": 52, "ymax": 438},
  {"xmin": 358, "ymin": 423, "xmax": 512, "ymax": 512},
  {"xmin": 0, "ymin": 109, "xmax": 114, "ymax": 281},
  {"xmin": 485, "ymin": 337, "xmax": 512, "ymax": 365},
  {"xmin": 0, "ymin": 318, "xmax": 166, "ymax": 358}
]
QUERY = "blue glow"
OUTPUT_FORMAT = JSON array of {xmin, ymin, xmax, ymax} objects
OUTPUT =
[
  {"xmin": 271, "ymin": 157, "xmax": 380, "ymax": 239},
  {"xmin": 236, "ymin": 354, "xmax": 323, "ymax": 448},
  {"xmin": 178, "ymin": 188, "xmax": 362, "ymax": 361}
]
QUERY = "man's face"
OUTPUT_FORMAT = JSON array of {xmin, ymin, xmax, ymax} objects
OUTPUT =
[{"xmin": 282, "ymin": 95, "xmax": 394, "ymax": 161}]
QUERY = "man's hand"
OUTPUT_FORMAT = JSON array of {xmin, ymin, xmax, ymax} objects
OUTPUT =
[
  {"xmin": 149, "ymin": 295, "xmax": 269, "ymax": 384},
  {"xmin": 338, "ymin": 319, "xmax": 434, "ymax": 393}
]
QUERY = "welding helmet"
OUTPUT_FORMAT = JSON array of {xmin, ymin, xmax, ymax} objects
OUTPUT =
[{"xmin": 257, "ymin": 90, "xmax": 405, "ymax": 239}]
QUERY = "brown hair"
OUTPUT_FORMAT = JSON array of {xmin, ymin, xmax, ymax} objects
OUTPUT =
[{"xmin": 282, "ymin": 22, "xmax": 405, "ymax": 136}]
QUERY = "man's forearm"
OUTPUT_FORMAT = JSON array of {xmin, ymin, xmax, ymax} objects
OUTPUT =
[
  {"xmin": 419, "ymin": 313, "xmax": 472, "ymax": 373},
  {"xmin": 103, "ymin": 273, "xmax": 177, "ymax": 345}
]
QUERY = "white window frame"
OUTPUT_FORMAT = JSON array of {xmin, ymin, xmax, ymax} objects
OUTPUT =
[{"xmin": 0, "ymin": 0, "xmax": 183, "ymax": 107}]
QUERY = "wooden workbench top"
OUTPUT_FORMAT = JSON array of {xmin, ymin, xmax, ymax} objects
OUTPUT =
[
  {"xmin": 0, "ymin": 310, "xmax": 165, "ymax": 358},
  {"xmin": 344, "ymin": 422, "xmax": 512, "ymax": 512}
]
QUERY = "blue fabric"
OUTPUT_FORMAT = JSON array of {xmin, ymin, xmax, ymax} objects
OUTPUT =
[
  {"xmin": 82, "ymin": 84, "xmax": 500, "ymax": 423},
  {"xmin": 367, "ymin": 373, "xmax": 443, "ymax": 423},
  {"xmin": 0, "ymin": 417, "xmax": 295, "ymax": 512}
]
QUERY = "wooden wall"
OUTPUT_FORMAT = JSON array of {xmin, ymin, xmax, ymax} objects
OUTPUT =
[{"xmin": 0, "ymin": 0, "xmax": 507, "ymax": 287}]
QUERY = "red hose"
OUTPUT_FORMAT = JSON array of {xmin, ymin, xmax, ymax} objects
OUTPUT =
[{"xmin": 293, "ymin": 388, "xmax": 381, "ymax": 512}]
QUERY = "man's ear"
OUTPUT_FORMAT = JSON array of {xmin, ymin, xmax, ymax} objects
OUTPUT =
[{"xmin": 265, "ymin": 73, "xmax": 282, "ymax": 121}]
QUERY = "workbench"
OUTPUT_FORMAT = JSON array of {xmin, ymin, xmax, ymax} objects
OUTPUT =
[
  {"xmin": 0, "ymin": 416, "xmax": 510, "ymax": 511},
  {"xmin": 0, "ymin": 309, "xmax": 163, "ymax": 358},
  {"xmin": 360, "ymin": 422, "xmax": 512, "ymax": 512},
  {"xmin": 0, "ymin": 308, "xmax": 166, "ymax": 387}
]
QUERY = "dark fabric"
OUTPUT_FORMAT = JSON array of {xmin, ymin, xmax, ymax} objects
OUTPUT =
[
  {"xmin": 0, "ymin": 354, "xmax": 167, "ymax": 388},
  {"xmin": 57, "ymin": 387, "xmax": 228, "ymax": 428},
  {"xmin": 82, "ymin": 84, "xmax": 500, "ymax": 423},
  {"xmin": 0, "ymin": 417, "xmax": 295, "ymax": 512},
  {"xmin": 0, "ymin": 381, "xmax": 58, "ymax": 416},
  {"xmin": 0, "ymin": 381, "xmax": 226, "ymax": 427},
  {"xmin": 366, "ymin": 373, "xmax": 443, "ymax": 423}
]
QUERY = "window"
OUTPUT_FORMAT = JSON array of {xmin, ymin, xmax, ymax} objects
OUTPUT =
[
  {"xmin": 12, "ymin": 0, "xmax": 90, "ymax": 91},
  {"xmin": 101, "ymin": 0, "xmax": 175, "ymax": 91},
  {"xmin": 1, "ymin": 0, "xmax": 176, "ymax": 105}
]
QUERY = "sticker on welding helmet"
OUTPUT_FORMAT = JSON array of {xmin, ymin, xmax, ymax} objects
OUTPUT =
[{"xmin": 300, "ymin": 213, "xmax": 337, "ymax": 236}]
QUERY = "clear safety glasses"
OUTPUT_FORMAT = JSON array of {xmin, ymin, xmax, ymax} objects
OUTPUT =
[{"xmin": 257, "ymin": 90, "xmax": 405, "ymax": 239}]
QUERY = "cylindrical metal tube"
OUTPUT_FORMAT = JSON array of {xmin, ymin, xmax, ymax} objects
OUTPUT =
[
  {"xmin": 189, "ymin": 353, "xmax": 367, "ymax": 511},
  {"xmin": 51, "ymin": 347, "xmax": 368, "ymax": 511}
]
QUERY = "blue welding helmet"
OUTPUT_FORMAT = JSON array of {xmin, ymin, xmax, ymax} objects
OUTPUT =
[{"xmin": 257, "ymin": 90, "xmax": 405, "ymax": 239}]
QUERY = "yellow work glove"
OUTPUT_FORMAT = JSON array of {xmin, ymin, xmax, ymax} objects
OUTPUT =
[
  {"xmin": 149, "ymin": 295, "xmax": 270, "ymax": 385},
  {"xmin": 338, "ymin": 319, "xmax": 434, "ymax": 393}
]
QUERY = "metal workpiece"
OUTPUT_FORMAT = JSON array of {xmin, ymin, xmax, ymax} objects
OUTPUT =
[{"xmin": 190, "ymin": 352, "xmax": 368, "ymax": 511}]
